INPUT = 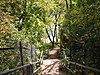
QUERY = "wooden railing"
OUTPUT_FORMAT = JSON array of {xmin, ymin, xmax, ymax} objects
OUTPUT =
[
  {"xmin": 62, "ymin": 49, "xmax": 100, "ymax": 74},
  {"xmin": 0, "ymin": 41, "xmax": 44, "ymax": 75},
  {"xmin": 69, "ymin": 61, "xmax": 100, "ymax": 73}
]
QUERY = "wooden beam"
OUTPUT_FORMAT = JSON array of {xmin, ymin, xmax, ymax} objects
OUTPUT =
[
  {"xmin": 69, "ymin": 61, "xmax": 100, "ymax": 73},
  {"xmin": 0, "ymin": 48, "xmax": 15, "ymax": 50},
  {"xmin": 0, "ymin": 64, "xmax": 30, "ymax": 75}
]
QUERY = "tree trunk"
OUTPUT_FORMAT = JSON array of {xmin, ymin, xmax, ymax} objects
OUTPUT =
[
  {"xmin": 46, "ymin": 29, "xmax": 53, "ymax": 43},
  {"xmin": 53, "ymin": 14, "xmax": 57, "ymax": 43},
  {"xmin": 65, "ymin": 0, "xmax": 68, "ymax": 9},
  {"xmin": 70, "ymin": 0, "xmax": 72, "ymax": 9},
  {"xmin": 46, "ymin": 14, "xmax": 58, "ymax": 47}
]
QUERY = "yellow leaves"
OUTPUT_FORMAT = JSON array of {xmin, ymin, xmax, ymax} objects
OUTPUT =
[
  {"xmin": 0, "ymin": 11, "xmax": 14, "ymax": 36},
  {"xmin": 12, "ymin": 0, "xmax": 17, "ymax": 3},
  {"xmin": 0, "ymin": 25, "xmax": 9, "ymax": 35},
  {"xmin": 0, "ymin": 22, "xmax": 7, "ymax": 25},
  {"xmin": 36, "ymin": 0, "xmax": 56, "ymax": 13},
  {"xmin": 88, "ymin": 15, "xmax": 94, "ymax": 21},
  {"xmin": 0, "ymin": 16, "xmax": 9, "ymax": 35},
  {"xmin": 0, "ymin": 16, "xmax": 18, "ymax": 42},
  {"xmin": 0, "ymin": 11, "xmax": 13, "ymax": 23}
]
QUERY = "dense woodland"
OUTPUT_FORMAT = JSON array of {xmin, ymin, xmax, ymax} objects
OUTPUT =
[{"xmin": 0, "ymin": 0, "xmax": 100, "ymax": 75}]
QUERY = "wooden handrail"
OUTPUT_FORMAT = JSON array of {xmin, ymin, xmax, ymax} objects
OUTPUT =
[
  {"xmin": 0, "ymin": 42, "xmax": 43, "ymax": 75},
  {"xmin": 0, "ymin": 48, "xmax": 15, "ymax": 50},
  {"xmin": 33, "ymin": 67, "xmax": 41, "ymax": 74},
  {"xmin": 69, "ymin": 61, "xmax": 100, "ymax": 73},
  {"xmin": 0, "ymin": 47, "xmax": 30, "ymax": 50},
  {"xmin": 0, "ymin": 64, "xmax": 30, "ymax": 75},
  {"xmin": 0, "ymin": 60, "xmax": 42, "ymax": 75},
  {"xmin": 62, "ymin": 50, "xmax": 100, "ymax": 73},
  {"xmin": 39, "ymin": 51, "xmax": 44, "ymax": 64}
]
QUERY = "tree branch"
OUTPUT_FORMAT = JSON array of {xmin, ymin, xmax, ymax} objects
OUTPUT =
[
  {"xmin": 65, "ymin": 0, "xmax": 68, "ymax": 9},
  {"xmin": 46, "ymin": 29, "xmax": 53, "ymax": 43}
]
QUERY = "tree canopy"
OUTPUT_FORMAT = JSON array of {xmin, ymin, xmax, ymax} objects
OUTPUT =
[{"xmin": 0, "ymin": 0, "xmax": 100, "ymax": 74}]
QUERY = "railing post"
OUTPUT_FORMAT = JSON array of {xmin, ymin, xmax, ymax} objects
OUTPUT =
[
  {"xmin": 31, "ymin": 45, "xmax": 36, "ymax": 72},
  {"xmin": 19, "ymin": 41, "xmax": 24, "ymax": 66},
  {"xmin": 19, "ymin": 41, "xmax": 24, "ymax": 75},
  {"xmin": 27, "ymin": 64, "xmax": 33, "ymax": 75},
  {"xmin": 31, "ymin": 45, "xmax": 36, "ymax": 62}
]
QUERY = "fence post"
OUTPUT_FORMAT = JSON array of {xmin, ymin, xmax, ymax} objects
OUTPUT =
[
  {"xmin": 31, "ymin": 45, "xmax": 36, "ymax": 62},
  {"xmin": 31, "ymin": 45, "xmax": 36, "ymax": 72},
  {"xmin": 19, "ymin": 41, "xmax": 24, "ymax": 75},
  {"xmin": 27, "ymin": 64, "xmax": 33, "ymax": 75},
  {"xmin": 19, "ymin": 41, "xmax": 24, "ymax": 66}
]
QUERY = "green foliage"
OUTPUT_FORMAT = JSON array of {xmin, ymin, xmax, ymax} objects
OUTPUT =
[
  {"xmin": 0, "ymin": 50, "xmax": 20, "ymax": 72},
  {"xmin": 38, "ymin": 43, "xmax": 52, "ymax": 59},
  {"xmin": 60, "ymin": 0, "xmax": 100, "ymax": 74},
  {"xmin": 0, "ymin": 0, "xmax": 65, "ymax": 73},
  {"xmin": 0, "ymin": 0, "xmax": 99, "ymax": 74},
  {"xmin": 0, "ymin": 0, "xmax": 47, "ymax": 73}
]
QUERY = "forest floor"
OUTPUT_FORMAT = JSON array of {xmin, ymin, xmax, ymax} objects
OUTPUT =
[{"xmin": 41, "ymin": 47, "xmax": 66, "ymax": 75}]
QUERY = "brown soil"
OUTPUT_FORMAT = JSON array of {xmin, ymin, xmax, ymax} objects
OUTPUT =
[{"xmin": 41, "ymin": 47, "xmax": 66, "ymax": 75}]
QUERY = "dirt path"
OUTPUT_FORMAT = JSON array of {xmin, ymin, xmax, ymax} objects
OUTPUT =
[
  {"xmin": 41, "ymin": 47, "xmax": 66, "ymax": 75},
  {"xmin": 48, "ymin": 47, "xmax": 60, "ymax": 59}
]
